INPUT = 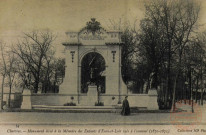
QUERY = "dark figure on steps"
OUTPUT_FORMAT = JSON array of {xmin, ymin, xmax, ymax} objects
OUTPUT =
[{"xmin": 121, "ymin": 96, "xmax": 130, "ymax": 116}]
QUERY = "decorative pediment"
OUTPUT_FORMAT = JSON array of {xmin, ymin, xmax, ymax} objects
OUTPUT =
[
  {"xmin": 79, "ymin": 28, "xmax": 107, "ymax": 41},
  {"xmin": 63, "ymin": 18, "xmax": 122, "ymax": 46},
  {"xmin": 85, "ymin": 18, "xmax": 101, "ymax": 35}
]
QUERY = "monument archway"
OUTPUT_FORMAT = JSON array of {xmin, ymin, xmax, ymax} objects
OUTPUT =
[
  {"xmin": 59, "ymin": 18, "xmax": 128, "ymax": 105},
  {"xmin": 81, "ymin": 52, "xmax": 106, "ymax": 93}
]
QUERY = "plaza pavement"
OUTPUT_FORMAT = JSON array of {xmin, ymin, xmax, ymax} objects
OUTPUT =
[{"xmin": 0, "ymin": 104, "xmax": 205, "ymax": 125}]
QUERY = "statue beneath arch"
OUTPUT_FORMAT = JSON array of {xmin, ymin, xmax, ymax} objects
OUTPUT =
[{"xmin": 81, "ymin": 52, "xmax": 106, "ymax": 93}]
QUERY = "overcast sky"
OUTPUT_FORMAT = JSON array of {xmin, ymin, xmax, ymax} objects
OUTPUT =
[{"xmin": 0, "ymin": 0, "xmax": 206, "ymax": 57}]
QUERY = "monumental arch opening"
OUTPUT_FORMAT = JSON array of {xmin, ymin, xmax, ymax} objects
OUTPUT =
[
  {"xmin": 81, "ymin": 52, "xmax": 106, "ymax": 93},
  {"xmin": 59, "ymin": 18, "xmax": 127, "ymax": 105}
]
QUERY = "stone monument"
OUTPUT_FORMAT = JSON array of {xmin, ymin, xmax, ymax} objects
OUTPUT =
[
  {"xmin": 21, "ymin": 89, "xmax": 32, "ymax": 109},
  {"xmin": 147, "ymin": 88, "xmax": 159, "ymax": 110},
  {"xmin": 59, "ymin": 18, "xmax": 127, "ymax": 105}
]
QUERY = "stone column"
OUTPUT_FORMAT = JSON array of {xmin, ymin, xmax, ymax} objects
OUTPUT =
[
  {"xmin": 21, "ymin": 89, "xmax": 32, "ymax": 109},
  {"xmin": 147, "ymin": 89, "xmax": 159, "ymax": 110}
]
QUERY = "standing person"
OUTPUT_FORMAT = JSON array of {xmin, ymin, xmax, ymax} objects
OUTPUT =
[{"xmin": 121, "ymin": 96, "xmax": 130, "ymax": 116}]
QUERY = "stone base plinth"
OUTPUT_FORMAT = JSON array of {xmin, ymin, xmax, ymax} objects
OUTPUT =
[
  {"xmin": 147, "ymin": 89, "xmax": 159, "ymax": 110},
  {"xmin": 86, "ymin": 85, "xmax": 98, "ymax": 106},
  {"xmin": 21, "ymin": 89, "xmax": 32, "ymax": 109}
]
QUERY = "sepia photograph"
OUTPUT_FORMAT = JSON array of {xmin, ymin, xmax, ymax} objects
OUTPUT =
[{"xmin": 0, "ymin": 0, "xmax": 206, "ymax": 134}]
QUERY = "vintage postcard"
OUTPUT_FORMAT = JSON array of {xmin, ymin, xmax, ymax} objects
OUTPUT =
[{"xmin": 0, "ymin": 0, "xmax": 206, "ymax": 135}]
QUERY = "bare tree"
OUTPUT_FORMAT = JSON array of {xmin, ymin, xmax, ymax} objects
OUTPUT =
[
  {"xmin": 0, "ymin": 42, "xmax": 19, "ymax": 109},
  {"xmin": 12, "ymin": 31, "xmax": 56, "ymax": 93},
  {"xmin": 41, "ymin": 49, "xmax": 56, "ymax": 93},
  {"xmin": 6, "ymin": 52, "xmax": 17, "ymax": 107},
  {"xmin": 170, "ymin": 0, "xmax": 200, "ymax": 111},
  {"xmin": 195, "ymin": 31, "xmax": 206, "ymax": 105},
  {"xmin": 0, "ymin": 42, "xmax": 7, "ymax": 110},
  {"xmin": 138, "ymin": 0, "xmax": 200, "ymax": 109}
]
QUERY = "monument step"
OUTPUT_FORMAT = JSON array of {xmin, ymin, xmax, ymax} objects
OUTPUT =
[
  {"xmin": 32, "ymin": 105, "xmax": 115, "ymax": 109},
  {"xmin": 32, "ymin": 105, "xmax": 146, "ymax": 109},
  {"xmin": 31, "ymin": 105, "xmax": 147, "ymax": 113}
]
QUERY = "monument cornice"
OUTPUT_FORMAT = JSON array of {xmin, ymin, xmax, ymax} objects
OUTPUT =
[
  {"xmin": 105, "ymin": 42, "xmax": 124, "ymax": 45},
  {"xmin": 63, "ymin": 42, "xmax": 124, "ymax": 46},
  {"xmin": 65, "ymin": 30, "xmax": 123, "ymax": 34},
  {"xmin": 62, "ymin": 42, "xmax": 81, "ymax": 46}
]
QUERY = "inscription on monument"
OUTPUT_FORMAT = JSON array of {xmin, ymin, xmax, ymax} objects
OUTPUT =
[{"xmin": 79, "ymin": 34, "xmax": 107, "ymax": 40}]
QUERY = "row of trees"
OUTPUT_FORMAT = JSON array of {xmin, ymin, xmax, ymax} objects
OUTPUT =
[
  {"xmin": 121, "ymin": 0, "xmax": 205, "ymax": 109},
  {"xmin": 0, "ymin": 31, "xmax": 65, "ymax": 109}
]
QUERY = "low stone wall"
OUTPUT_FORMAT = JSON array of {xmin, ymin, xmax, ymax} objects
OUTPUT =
[
  {"xmin": 126, "ymin": 94, "xmax": 148, "ymax": 107},
  {"xmin": 24, "ymin": 89, "xmax": 159, "ymax": 110},
  {"xmin": 30, "ymin": 93, "xmax": 149, "ymax": 108},
  {"xmin": 31, "ymin": 94, "xmax": 72, "ymax": 106}
]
